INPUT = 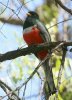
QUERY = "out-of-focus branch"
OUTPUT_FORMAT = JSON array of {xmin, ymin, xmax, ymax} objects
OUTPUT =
[
  {"xmin": 55, "ymin": 46, "xmax": 67, "ymax": 99},
  {"xmin": 0, "ymin": 80, "xmax": 21, "ymax": 100},
  {"xmin": 0, "ymin": 17, "xmax": 23, "ymax": 26},
  {"xmin": 0, "ymin": 41, "xmax": 72, "ymax": 62},
  {"xmin": 55, "ymin": 0, "xmax": 72, "ymax": 15},
  {"xmin": 0, "ymin": 53, "xmax": 51, "ymax": 99},
  {"xmin": 0, "ymin": 17, "xmax": 72, "ymax": 27}
]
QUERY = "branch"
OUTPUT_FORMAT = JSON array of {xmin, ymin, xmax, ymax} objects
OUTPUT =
[
  {"xmin": 0, "ymin": 41, "xmax": 72, "ymax": 62},
  {"xmin": 1, "ymin": 42, "xmax": 63, "ymax": 99},
  {"xmin": 55, "ymin": 46, "xmax": 67, "ymax": 99},
  {"xmin": 0, "ymin": 80, "xmax": 21, "ymax": 100},
  {"xmin": 1, "ymin": 53, "xmax": 51, "ymax": 99},
  {"xmin": 55, "ymin": 0, "xmax": 72, "ymax": 15},
  {"xmin": 0, "ymin": 17, "xmax": 72, "ymax": 27},
  {"xmin": 0, "ymin": 17, "xmax": 23, "ymax": 26},
  {"xmin": 0, "ymin": 2, "xmax": 22, "ymax": 22},
  {"xmin": 0, "ymin": 42, "xmax": 70, "ymax": 99}
]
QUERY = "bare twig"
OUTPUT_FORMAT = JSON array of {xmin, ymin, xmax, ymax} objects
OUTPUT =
[
  {"xmin": 0, "ymin": 0, "xmax": 9, "ymax": 16},
  {"xmin": 36, "ymin": 71, "xmax": 42, "ymax": 80},
  {"xmin": 22, "ymin": 85, "xmax": 27, "ymax": 100},
  {"xmin": 48, "ymin": 18, "xmax": 72, "ymax": 29},
  {"xmin": 0, "ymin": 0, "xmax": 9, "ymax": 38},
  {"xmin": 0, "ymin": 53, "xmax": 51, "ymax": 100},
  {"xmin": 55, "ymin": 0, "xmax": 72, "ymax": 15},
  {"xmin": 0, "ymin": 2, "xmax": 23, "ymax": 22},
  {"xmin": 0, "ymin": 80, "xmax": 21, "ymax": 100},
  {"xmin": 0, "ymin": 17, "xmax": 23, "ymax": 26}
]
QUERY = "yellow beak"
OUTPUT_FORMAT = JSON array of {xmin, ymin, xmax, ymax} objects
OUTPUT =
[{"xmin": 27, "ymin": 12, "xmax": 31, "ymax": 16}]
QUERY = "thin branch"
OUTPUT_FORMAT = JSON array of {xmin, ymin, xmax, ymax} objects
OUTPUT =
[
  {"xmin": 55, "ymin": 0, "xmax": 72, "ymax": 15},
  {"xmin": 48, "ymin": 18, "xmax": 72, "ymax": 29},
  {"xmin": 18, "ymin": 54, "xmax": 50, "ymax": 90},
  {"xmin": 36, "ymin": 71, "xmax": 42, "ymax": 80},
  {"xmin": 0, "ymin": 2, "xmax": 23, "ymax": 22},
  {"xmin": 1, "ymin": 54, "xmax": 50, "ymax": 100},
  {"xmin": 0, "ymin": 4, "xmax": 24, "ymax": 39},
  {"xmin": 55, "ymin": 46, "xmax": 67, "ymax": 99},
  {"xmin": 22, "ymin": 85, "xmax": 26, "ymax": 100},
  {"xmin": 0, "ymin": 17, "xmax": 23, "ymax": 26},
  {"xmin": 0, "ymin": 0, "xmax": 9, "ymax": 16},
  {"xmin": 0, "ymin": 80, "xmax": 21, "ymax": 100}
]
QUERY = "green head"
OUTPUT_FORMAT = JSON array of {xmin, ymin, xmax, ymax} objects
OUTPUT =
[{"xmin": 23, "ymin": 11, "xmax": 39, "ymax": 29}]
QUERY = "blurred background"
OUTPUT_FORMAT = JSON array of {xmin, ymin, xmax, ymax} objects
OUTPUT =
[{"xmin": 0, "ymin": 0, "xmax": 72, "ymax": 100}]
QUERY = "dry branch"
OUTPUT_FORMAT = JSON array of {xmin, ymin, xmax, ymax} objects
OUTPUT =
[
  {"xmin": 55, "ymin": 0, "xmax": 72, "ymax": 15},
  {"xmin": 0, "ymin": 17, "xmax": 23, "ymax": 26},
  {"xmin": 0, "ymin": 41, "xmax": 72, "ymax": 62},
  {"xmin": 0, "ymin": 80, "xmax": 21, "ymax": 100}
]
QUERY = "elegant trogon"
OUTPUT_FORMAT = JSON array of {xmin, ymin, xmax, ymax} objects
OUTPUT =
[{"xmin": 23, "ymin": 11, "xmax": 56, "ymax": 99}]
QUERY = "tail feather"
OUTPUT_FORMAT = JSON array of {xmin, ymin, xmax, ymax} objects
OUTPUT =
[{"xmin": 42, "ymin": 59, "xmax": 57, "ymax": 99}]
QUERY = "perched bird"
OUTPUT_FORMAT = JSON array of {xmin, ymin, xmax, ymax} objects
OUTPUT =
[{"xmin": 23, "ymin": 11, "xmax": 56, "ymax": 99}]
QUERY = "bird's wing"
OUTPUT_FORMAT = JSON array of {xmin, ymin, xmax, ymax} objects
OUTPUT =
[{"xmin": 36, "ymin": 20, "xmax": 51, "ymax": 43}]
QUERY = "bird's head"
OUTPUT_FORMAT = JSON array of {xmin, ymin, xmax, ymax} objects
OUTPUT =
[
  {"xmin": 23, "ymin": 11, "xmax": 39, "ymax": 29},
  {"xmin": 26, "ymin": 11, "xmax": 39, "ymax": 19}
]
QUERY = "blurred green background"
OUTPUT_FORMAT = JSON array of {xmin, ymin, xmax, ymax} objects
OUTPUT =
[{"xmin": 0, "ymin": 0, "xmax": 72, "ymax": 100}]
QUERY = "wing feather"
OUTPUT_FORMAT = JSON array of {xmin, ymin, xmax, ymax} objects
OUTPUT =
[{"xmin": 36, "ymin": 20, "xmax": 51, "ymax": 43}]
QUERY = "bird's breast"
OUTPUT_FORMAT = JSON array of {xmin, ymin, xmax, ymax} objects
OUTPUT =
[{"xmin": 23, "ymin": 26, "xmax": 48, "ymax": 60}]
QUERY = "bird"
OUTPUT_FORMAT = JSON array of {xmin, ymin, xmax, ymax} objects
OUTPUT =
[{"xmin": 23, "ymin": 11, "xmax": 57, "ymax": 99}]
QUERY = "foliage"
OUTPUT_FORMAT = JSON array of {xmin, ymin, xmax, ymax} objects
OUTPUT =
[
  {"xmin": 0, "ymin": 0, "xmax": 72, "ymax": 100},
  {"xmin": 36, "ymin": 4, "xmax": 58, "ymax": 24}
]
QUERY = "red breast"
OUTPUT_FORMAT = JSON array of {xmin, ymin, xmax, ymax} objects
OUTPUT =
[{"xmin": 23, "ymin": 27, "xmax": 48, "ymax": 60}]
